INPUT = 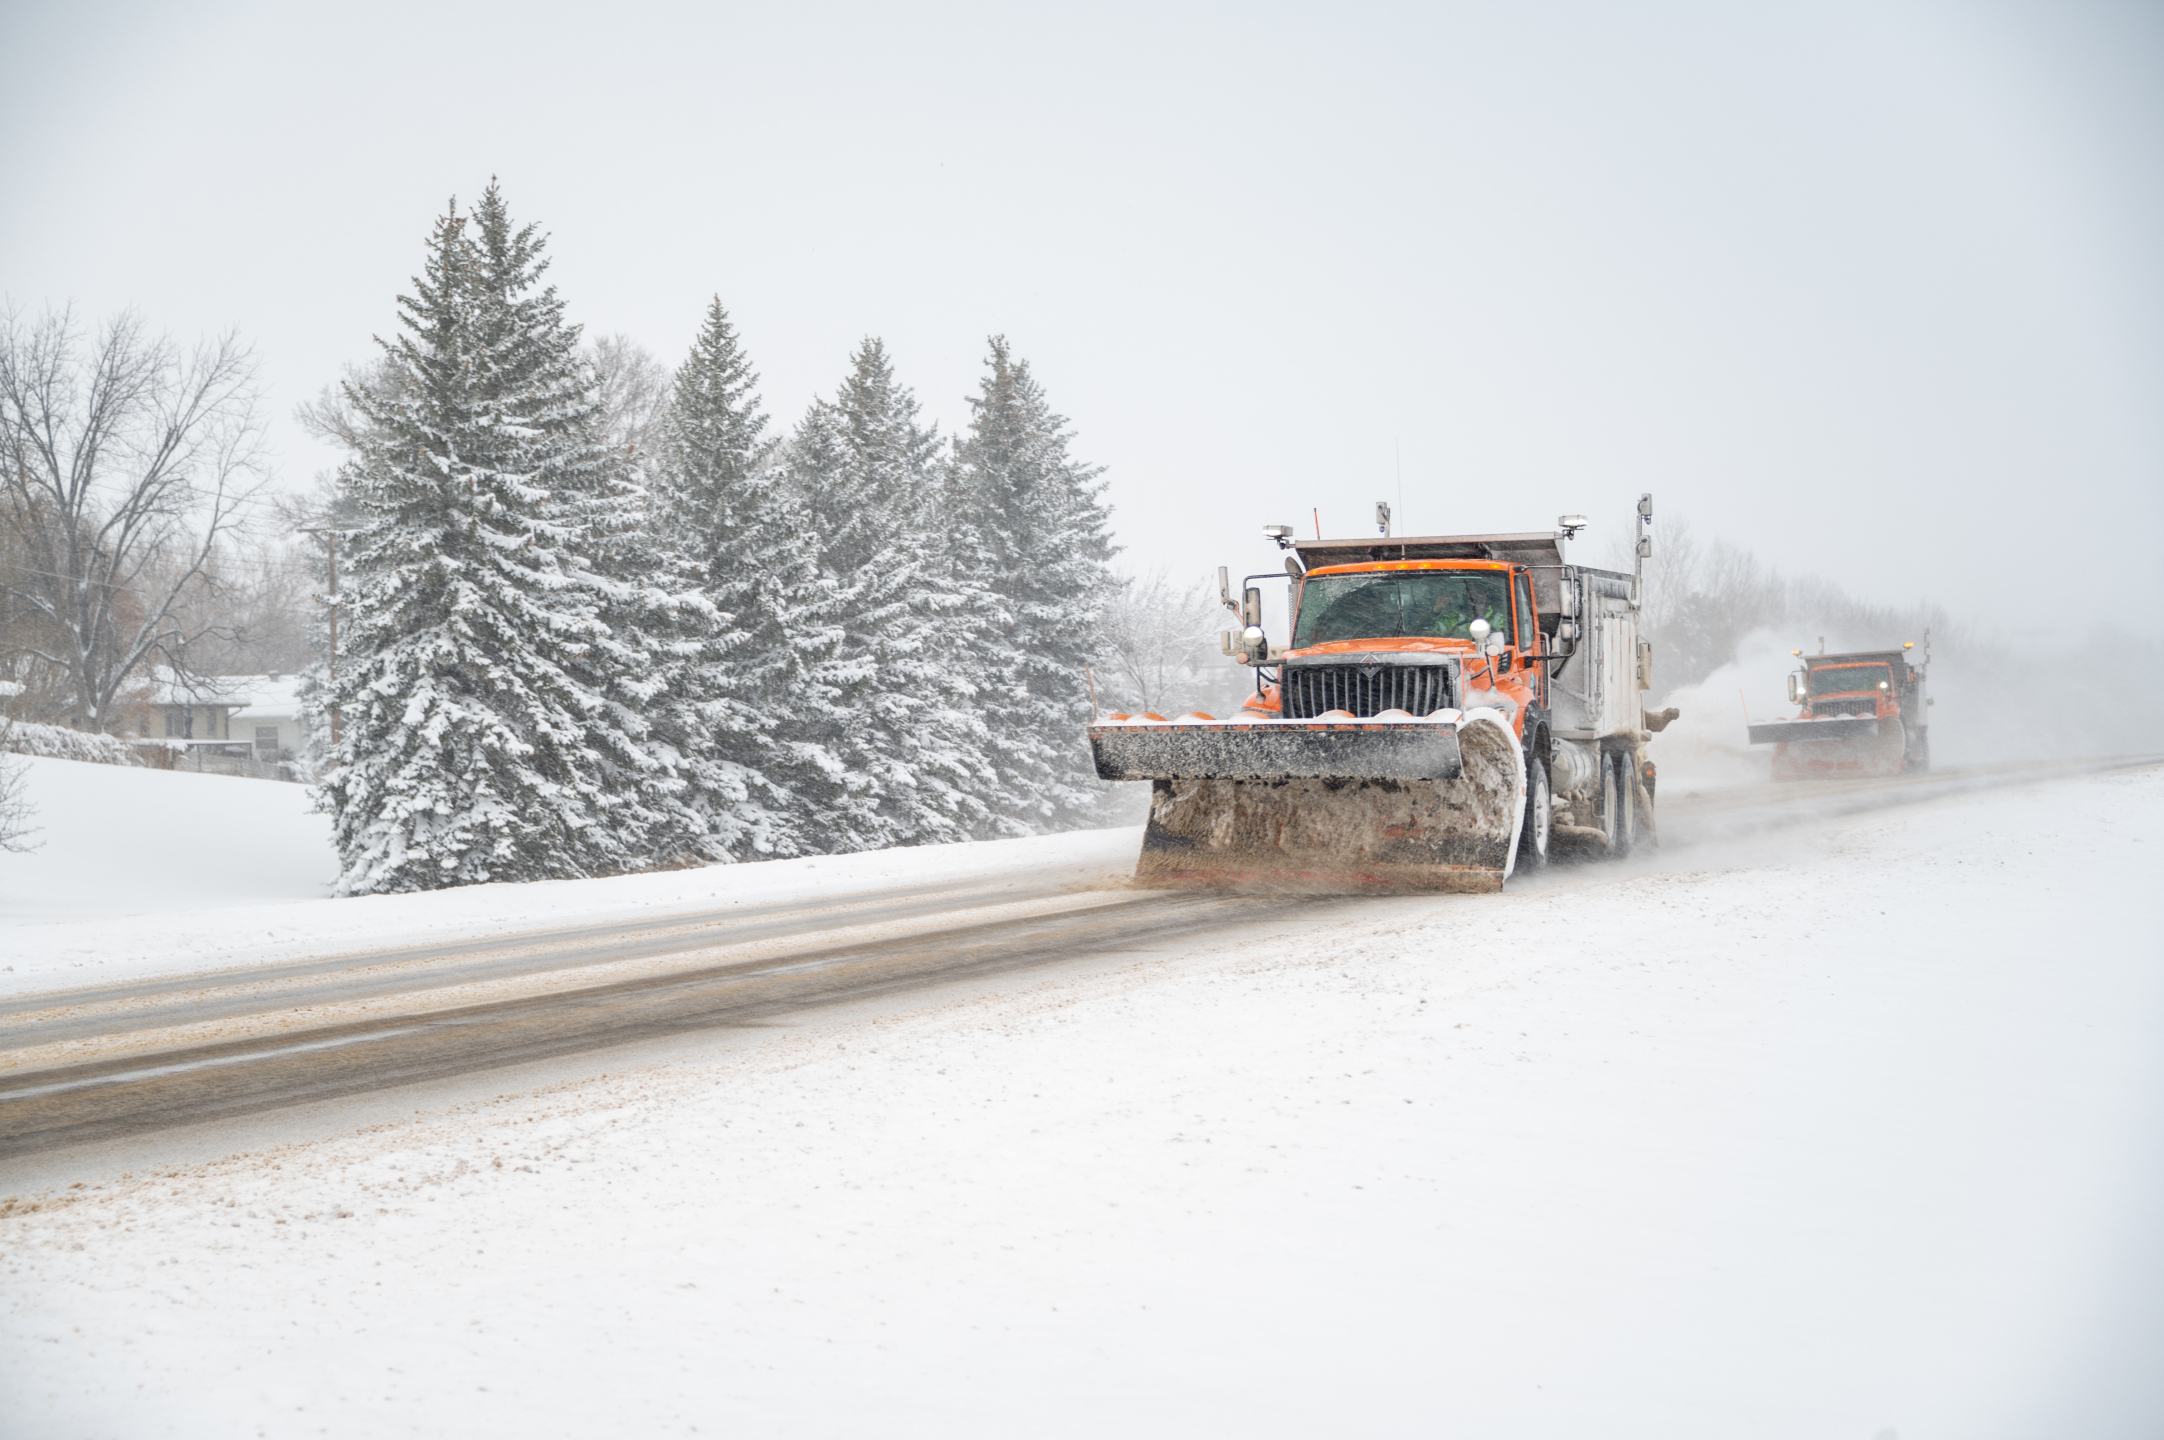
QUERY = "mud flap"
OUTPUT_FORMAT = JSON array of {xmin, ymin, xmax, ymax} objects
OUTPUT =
[{"xmin": 1125, "ymin": 711, "xmax": 1526, "ymax": 893}]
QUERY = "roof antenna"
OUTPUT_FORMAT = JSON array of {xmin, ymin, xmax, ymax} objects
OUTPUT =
[
  {"xmin": 1313, "ymin": 507, "xmax": 1321, "ymax": 539},
  {"xmin": 1633, "ymin": 493, "xmax": 1653, "ymax": 605},
  {"xmin": 1395, "ymin": 439, "xmax": 1404, "ymax": 542}
]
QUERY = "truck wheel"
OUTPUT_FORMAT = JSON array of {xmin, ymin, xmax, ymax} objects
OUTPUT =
[
  {"xmin": 1516, "ymin": 756, "xmax": 1551, "ymax": 877},
  {"xmin": 1906, "ymin": 730, "xmax": 1931, "ymax": 774}
]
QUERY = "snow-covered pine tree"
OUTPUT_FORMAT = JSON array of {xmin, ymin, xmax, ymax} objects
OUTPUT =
[
  {"xmin": 948, "ymin": 336, "xmax": 1117, "ymax": 832},
  {"xmin": 461, "ymin": 182, "xmax": 711, "ymax": 871},
  {"xmin": 647, "ymin": 297, "xmax": 833, "ymax": 860},
  {"xmin": 323, "ymin": 198, "xmax": 624, "ymax": 893},
  {"xmin": 785, "ymin": 339, "xmax": 992, "ymax": 851}
]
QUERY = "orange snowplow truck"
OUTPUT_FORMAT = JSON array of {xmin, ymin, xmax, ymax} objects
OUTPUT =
[
  {"xmin": 1087, "ymin": 497, "xmax": 1673, "ymax": 892},
  {"xmin": 1748, "ymin": 643, "xmax": 1931, "ymax": 780}
]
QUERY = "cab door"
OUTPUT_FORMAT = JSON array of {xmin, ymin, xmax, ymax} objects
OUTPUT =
[{"xmin": 1512, "ymin": 568, "xmax": 1542, "ymax": 706}]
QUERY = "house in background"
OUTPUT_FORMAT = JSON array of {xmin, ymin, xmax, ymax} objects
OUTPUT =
[{"xmin": 140, "ymin": 672, "xmax": 310, "ymax": 779}]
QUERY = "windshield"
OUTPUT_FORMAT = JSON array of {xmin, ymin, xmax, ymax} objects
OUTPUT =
[
  {"xmin": 1809, "ymin": 664, "xmax": 1890, "ymax": 697},
  {"xmin": 1293, "ymin": 570, "xmax": 1513, "ymax": 647}
]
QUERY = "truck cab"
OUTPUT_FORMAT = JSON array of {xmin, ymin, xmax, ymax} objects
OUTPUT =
[
  {"xmin": 1241, "ymin": 558, "xmax": 1546, "ymax": 736},
  {"xmin": 1232, "ymin": 529, "xmax": 1659, "ymax": 855}
]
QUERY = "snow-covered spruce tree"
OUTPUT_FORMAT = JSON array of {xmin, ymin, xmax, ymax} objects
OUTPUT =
[
  {"xmin": 323, "ymin": 200, "xmax": 602, "ymax": 891},
  {"xmin": 784, "ymin": 339, "xmax": 992, "ymax": 851},
  {"xmin": 325, "ymin": 195, "xmax": 626, "ymax": 892},
  {"xmin": 462, "ymin": 183, "xmax": 716, "ymax": 870},
  {"xmin": 948, "ymin": 337, "xmax": 1117, "ymax": 833},
  {"xmin": 646, "ymin": 297, "xmax": 832, "ymax": 859}
]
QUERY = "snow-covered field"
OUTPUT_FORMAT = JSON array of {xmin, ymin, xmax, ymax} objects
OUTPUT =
[
  {"xmin": 3, "ymin": 765, "xmax": 2159, "ymax": 1437},
  {"xmin": 0, "ymin": 758, "xmax": 335, "ymax": 929}
]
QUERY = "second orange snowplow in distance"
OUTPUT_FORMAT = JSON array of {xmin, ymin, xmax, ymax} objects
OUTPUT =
[{"xmin": 1749, "ymin": 641, "xmax": 1931, "ymax": 780}]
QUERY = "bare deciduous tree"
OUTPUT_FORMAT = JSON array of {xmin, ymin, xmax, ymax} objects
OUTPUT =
[
  {"xmin": 1616, "ymin": 510, "xmax": 1954, "ymax": 697},
  {"xmin": 293, "ymin": 357, "xmax": 398, "ymax": 454},
  {"xmin": 0, "ymin": 306, "xmax": 267, "ymax": 732},
  {"xmin": 587, "ymin": 333, "xmax": 673, "ymax": 457},
  {"xmin": 1097, "ymin": 568, "xmax": 1252, "ymax": 718}
]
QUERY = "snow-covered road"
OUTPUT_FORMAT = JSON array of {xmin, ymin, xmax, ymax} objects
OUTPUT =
[{"xmin": 3, "ymin": 765, "xmax": 2161, "ymax": 1437}]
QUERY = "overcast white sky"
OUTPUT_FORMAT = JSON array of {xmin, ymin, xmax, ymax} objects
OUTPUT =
[{"xmin": 3, "ymin": 0, "xmax": 2157, "ymax": 632}]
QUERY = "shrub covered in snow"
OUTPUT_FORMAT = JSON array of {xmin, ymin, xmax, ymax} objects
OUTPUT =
[{"xmin": 0, "ymin": 720, "xmax": 141, "ymax": 767}]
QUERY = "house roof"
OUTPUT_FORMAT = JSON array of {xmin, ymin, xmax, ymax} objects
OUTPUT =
[
  {"xmin": 229, "ymin": 674, "xmax": 306, "ymax": 719},
  {"xmin": 143, "ymin": 670, "xmax": 306, "ymax": 717}
]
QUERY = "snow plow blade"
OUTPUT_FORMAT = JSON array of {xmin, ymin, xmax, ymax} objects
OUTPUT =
[
  {"xmin": 1090, "ymin": 719, "xmax": 1463, "ymax": 783},
  {"xmin": 1748, "ymin": 716, "xmax": 1879, "ymax": 745},
  {"xmin": 1768, "ymin": 715, "xmax": 1907, "ymax": 782},
  {"xmin": 1089, "ymin": 713, "xmax": 1524, "ymax": 894}
]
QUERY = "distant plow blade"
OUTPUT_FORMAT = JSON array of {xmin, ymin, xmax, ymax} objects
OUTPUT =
[
  {"xmin": 1091, "ymin": 714, "xmax": 1523, "ymax": 893},
  {"xmin": 1748, "ymin": 716, "xmax": 1878, "ymax": 745},
  {"xmin": 1768, "ymin": 715, "xmax": 1907, "ymax": 781}
]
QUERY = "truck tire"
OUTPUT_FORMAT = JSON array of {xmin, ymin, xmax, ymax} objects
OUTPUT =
[
  {"xmin": 1906, "ymin": 729, "xmax": 1931, "ymax": 774},
  {"xmin": 1516, "ymin": 755, "xmax": 1551, "ymax": 877},
  {"xmin": 1601, "ymin": 752, "xmax": 1635, "ymax": 860}
]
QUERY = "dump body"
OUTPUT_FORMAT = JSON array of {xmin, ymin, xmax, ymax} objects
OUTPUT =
[
  {"xmin": 1750, "ymin": 649, "xmax": 1929, "ymax": 779},
  {"xmin": 1088, "ymin": 525, "xmax": 1666, "ymax": 891}
]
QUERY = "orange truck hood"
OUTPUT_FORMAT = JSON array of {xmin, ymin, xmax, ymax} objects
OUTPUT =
[{"xmin": 1283, "ymin": 637, "xmax": 1476, "ymax": 660}]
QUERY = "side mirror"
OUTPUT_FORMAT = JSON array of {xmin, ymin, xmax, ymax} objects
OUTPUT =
[
  {"xmin": 1787, "ymin": 673, "xmax": 1806, "ymax": 704},
  {"xmin": 1241, "ymin": 586, "xmax": 1263, "ymax": 628}
]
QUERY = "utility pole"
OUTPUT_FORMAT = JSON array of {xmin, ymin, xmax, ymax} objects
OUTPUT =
[{"xmin": 299, "ymin": 528, "xmax": 353, "ymax": 746}]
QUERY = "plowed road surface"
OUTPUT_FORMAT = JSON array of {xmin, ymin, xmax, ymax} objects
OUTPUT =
[{"xmin": 1, "ymin": 757, "xmax": 2147, "ymax": 1159}]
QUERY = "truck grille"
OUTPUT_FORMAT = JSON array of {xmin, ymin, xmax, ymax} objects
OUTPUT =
[
  {"xmin": 1813, "ymin": 698, "xmax": 1878, "ymax": 718},
  {"xmin": 1281, "ymin": 664, "xmax": 1452, "ymax": 719}
]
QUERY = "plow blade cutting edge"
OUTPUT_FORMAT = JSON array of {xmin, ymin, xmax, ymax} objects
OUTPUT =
[{"xmin": 1088, "ymin": 712, "xmax": 1526, "ymax": 894}]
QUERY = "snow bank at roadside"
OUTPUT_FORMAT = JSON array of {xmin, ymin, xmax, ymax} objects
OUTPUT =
[
  {"xmin": 4, "ymin": 767, "xmax": 2159, "ymax": 1438},
  {"xmin": 0, "ymin": 790, "xmax": 1139, "ymax": 999}
]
